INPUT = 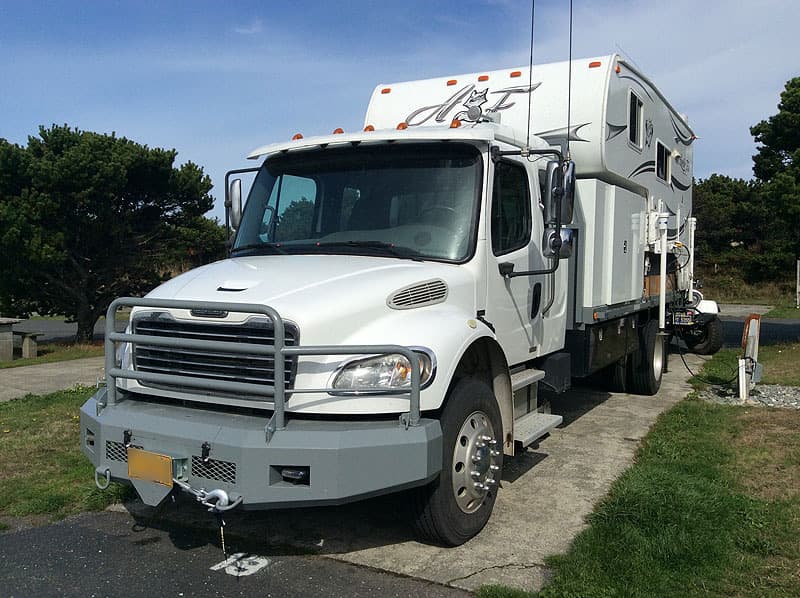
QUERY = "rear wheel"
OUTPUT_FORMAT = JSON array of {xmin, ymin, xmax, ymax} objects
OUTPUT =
[
  {"xmin": 410, "ymin": 377, "xmax": 503, "ymax": 546},
  {"xmin": 627, "ymin": 319, "xmax": 665, "ymax": 395},
  {"xmin": 685, "ymin": 316, "xmax": 723, "ymax": 355}
]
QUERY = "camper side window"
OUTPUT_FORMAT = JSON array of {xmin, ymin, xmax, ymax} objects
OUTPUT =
[
  {"xmin": 656, "ymin": 141, "xmax": 670, "ymax": 182},
  {"xmin": 628, "ymin": 91, "xmax": 643, "ymax": 148},
  {"xmin": 491, "ymin": 161, "xmax": 531, "ymax": 255}
]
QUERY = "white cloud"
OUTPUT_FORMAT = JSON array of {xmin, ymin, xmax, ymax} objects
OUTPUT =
[{"xmin": 233, "ymin": 18, "xmax": 263, "ymax": 35}]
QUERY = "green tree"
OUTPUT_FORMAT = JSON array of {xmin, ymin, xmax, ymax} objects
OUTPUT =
[
  {"xmin": 751, "ymin": 77, "xmax": 800, "ymax": 266},
  {"xmin": 0, "ymin": 125, "xmax": 214, "ymax": 341}
]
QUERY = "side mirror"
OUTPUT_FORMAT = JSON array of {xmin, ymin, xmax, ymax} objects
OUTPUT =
[
  {"xmin": 561, "ymin": 161, "xmax": 575, "ymax": 225},
  {"xmin": 542, "ymin": 160, "xmax": 562, "ymax": 226},
  {"xmin": 227, "ymin": 178, "xmax": 243, "ymax": 230}
]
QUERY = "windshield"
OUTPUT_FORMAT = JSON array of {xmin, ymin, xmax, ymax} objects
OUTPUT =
[{"xmin": 232, "ymin": 143, "xmax": 482, "ymax": 262}]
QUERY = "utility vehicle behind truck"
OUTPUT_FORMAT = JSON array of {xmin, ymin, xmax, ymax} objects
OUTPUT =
[{"xmin": 81, "ymin": 55, "xmax": 721, "ymax": 546}]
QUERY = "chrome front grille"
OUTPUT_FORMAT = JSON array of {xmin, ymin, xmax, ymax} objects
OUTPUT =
[{"xmin": 132, "ymin": 315, "xmax": 298, "ymax": 394}]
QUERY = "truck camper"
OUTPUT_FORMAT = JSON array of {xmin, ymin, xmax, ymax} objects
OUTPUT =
[{"xmin": 82, "ymin": 54, "xmax": 720, "ymax": 546}]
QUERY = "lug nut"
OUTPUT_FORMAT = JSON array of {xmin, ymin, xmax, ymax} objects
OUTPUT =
[
  {"xmin": 490, "ymin": 450, "xmax": 501, "ymax": 457},
  {"xmin": 471, "ymin": 455, "xmax": 482, "ymax": 463},
  {"xmin": 476, "ymin": 441, "xmax": 486, "ymax": 448},
  {"xmin": 488, "ymin": 439, "xmax": 497, "ymax": 446},
  {"xmin": 470, "ymin": 470, "xmax": 481, "ymax": 479},
  {"xmin": 485, "ymin": 478, "xmax": 497, "ymax": 486},
  {"xmin": 490, "ymin": 464, "xmax": 500, "ymax": 471},
  {"xmin": 480, "ymin": 435, "xmax": 492, "ymax": 441}
]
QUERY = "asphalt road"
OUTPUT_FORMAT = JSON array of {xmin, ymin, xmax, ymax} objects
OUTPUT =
[{"xmin": 0, "ymin": 511, "xmax": 467, "ymax": 598}]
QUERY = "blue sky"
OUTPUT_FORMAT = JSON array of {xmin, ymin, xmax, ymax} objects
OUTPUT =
[{"xmin": 2, "ymin": 0, "xmax": 798, "ymax": 221}]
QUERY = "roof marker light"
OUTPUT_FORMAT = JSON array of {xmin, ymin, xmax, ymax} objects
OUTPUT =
[
  {"xmin": 396, "ymin": 122, "xmax": 409, "ymax": 130},
  {"xmin": 510, "ymin": 70, "xmax": 522, "ymax": 78},
  {"xmin": 478, "ymin": 75, "xmax": 489, "ymax": 82},
  {"xmin": 589, "ymin": 61, "xmax": 602, "ymax": 68},
  {"xmin": 615, "ymin": 65, "xmax": 621, "ymax": 74},
  {"xmin": 332, "ymin": 127, "xmax": 344, "ymax": 134},
  {"xmin": 450, "ymin": 119, "xmax": 462, "ymax": 129},
  {"xmin": 292, "ymin": 133, "xmax": 303, "ymax": 140},
  {"xmin": 364, "ymin": 125, "xmax": 375, "ymax": 132},
  {"xmin": 447, "ymin": 79, "xmax": 457, "ymax": 86},
  {"xmin": 381, "ymin": 87, "xmax": 391, "ymax": 94}
]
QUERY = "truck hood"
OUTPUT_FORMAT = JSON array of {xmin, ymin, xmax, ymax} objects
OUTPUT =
[{"xmin": 146, "ymin": 255, "xmax": 476, "ymax": 342}]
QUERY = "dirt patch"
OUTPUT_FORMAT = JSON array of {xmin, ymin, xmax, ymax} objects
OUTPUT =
[{"xmin": 734, "ymin": 408, "xmax": 800, "ymax": 501}]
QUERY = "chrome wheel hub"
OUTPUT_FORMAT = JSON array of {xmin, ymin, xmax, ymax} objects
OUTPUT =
[{"xmin": 451, "ymin": 410, "xmax": 501, "ymax": 514}]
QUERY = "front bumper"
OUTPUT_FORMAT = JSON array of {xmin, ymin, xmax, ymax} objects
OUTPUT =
[{"xmin": 80, "ymin": 388, "xmax": 442, "ymax": 509}]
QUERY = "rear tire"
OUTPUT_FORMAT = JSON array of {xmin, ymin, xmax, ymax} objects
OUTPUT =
[
  {"xmin": 627, "ymin": 319, "xmax": 665, "ymax": 395},
  {"xmin": 685, "ymin": 316, "xmax": 723, "ymax": 355},
  {"xmin": 410, "ymin": 377, "xmax": 503, "ymax": 546}
]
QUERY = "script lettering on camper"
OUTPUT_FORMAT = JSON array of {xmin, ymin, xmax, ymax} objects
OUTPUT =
[{"xmin": 405, "ymin": 83, "xmax": 541, "ymax": 126}]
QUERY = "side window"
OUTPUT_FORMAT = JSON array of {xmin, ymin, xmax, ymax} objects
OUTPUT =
[
  {"xmin": 656, "ymin": 141, "xmax": 670, "ymax": 182},
  {"xmin": 628, "ymin": 91, "xmax": 643, "ymax": 148},
  {"xmin": 491, "ymin": 161, "xmax": 531, "ymax": 255}
]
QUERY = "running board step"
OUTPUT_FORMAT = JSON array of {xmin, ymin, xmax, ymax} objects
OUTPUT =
[
  {"xmin": 510, "ymin": 368, "xmax": 545, "ymax": 392},
  {"xmin": 513, "ymin": 412, "xmax": 562, "ymax": 447}
]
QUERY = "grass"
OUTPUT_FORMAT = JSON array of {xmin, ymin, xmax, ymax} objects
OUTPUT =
[
  {"xmin": 697, "ymin": 273, "xmax": 797, "ymax": 319},
  {"xmin": 689, "ymin": 342, "xmax": 800, "ymax": 388},
  {"xmin": 479, "ymin": 345, "xmax": 800, "ymax": 598},
  {"xmin": 0, "ymin": 342, "xmax": 104, "ymax": 369},
  {"xmin": 0, "ymin": 386, "xmax": 132, "ymax": 524},
  {"xmin": 479, "ymin": 401, "xmax": 800, "ymax": 598}
]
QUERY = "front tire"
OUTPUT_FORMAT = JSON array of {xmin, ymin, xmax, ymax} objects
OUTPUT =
[{"xmin": 410, "ymin": 377, "xmax": 503, "ymax": 546}]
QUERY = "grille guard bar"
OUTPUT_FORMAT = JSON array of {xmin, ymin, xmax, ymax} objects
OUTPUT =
[{"xmin": 103, "ymin": 297, "xmax": 422, "ymax": 440}]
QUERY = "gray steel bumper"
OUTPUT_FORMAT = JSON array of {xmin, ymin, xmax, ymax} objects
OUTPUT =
[{"xmin": 80, "ymin": 388, "xmax": 442, "ymax": 509}]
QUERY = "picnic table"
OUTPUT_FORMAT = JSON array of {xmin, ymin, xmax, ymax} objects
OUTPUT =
[{"xmin": 0, "ymin": 317, "xmax": 21, "ymax": 362}]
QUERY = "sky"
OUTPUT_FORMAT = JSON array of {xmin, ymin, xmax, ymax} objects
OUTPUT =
[{"xmin": 1, "ymin": 0, "xmax": 798, "ymax": 222}]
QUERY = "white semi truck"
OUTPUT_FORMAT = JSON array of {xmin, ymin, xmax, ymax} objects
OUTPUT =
[{"xmin": 81, "ymin": 55, "xmax": 721, "ymax": 546}]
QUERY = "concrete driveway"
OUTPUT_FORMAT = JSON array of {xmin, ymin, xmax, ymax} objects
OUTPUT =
[{"xmin": 117, "ymin": 352, "xmax": 701, "ymax": 594}]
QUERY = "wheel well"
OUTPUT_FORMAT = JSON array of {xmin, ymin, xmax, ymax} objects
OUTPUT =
[{"xmin": 447, "ymin": 338, "xmax": 515, "ymax": 456}]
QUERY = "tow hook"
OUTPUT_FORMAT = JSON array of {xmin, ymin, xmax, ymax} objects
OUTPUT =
[{"xmin": 172, "ymin": 478, "xmax": 243, "ymax": 513}]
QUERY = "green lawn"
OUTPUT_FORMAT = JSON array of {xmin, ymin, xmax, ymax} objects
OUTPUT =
[
  {"xmin": 0, "ymin": 386, "xmax": 131, "ymax": 524},
  {"xmin": 0, "ymin": 342, "xmax": 104, "ymax": 369},
  {"xmin": 479, "ymin": 345, "xmax": 800, "ymax": 598}
]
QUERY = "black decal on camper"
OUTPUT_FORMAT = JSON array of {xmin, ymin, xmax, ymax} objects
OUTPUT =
[
  {"xmin": 670, "ymin": 176, "xmax": 690, "ymax": 191},
  {"xmin": 536, "ymin": 122, "xmax": 591, "ymax": 146},
  {"xmin": 644, "ymin": 119, "xmax": 654, "ymax": 148},
  {"xmin": 618, "ymin": 75, "xmax": 654, "ymax": 102},
  {"xmin": 628, "ymin": 160, "xmax": 655, "ymax": 178},
  {"xmin": 606, "ymin": 122, "xmax": 627, "ymax": 141},
  {"xmin": 670, "ymin": 115, "xmax": 694, "ymax": 146}
]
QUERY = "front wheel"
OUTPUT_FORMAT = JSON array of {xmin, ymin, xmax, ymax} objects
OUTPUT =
[{"xmin": 410, "ymin": 377, "xmax": 503, "ymax": 546}]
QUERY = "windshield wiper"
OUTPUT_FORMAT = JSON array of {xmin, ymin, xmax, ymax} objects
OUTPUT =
[
  {"xmin": 313, "ymin": 240, "xmax": 423, "ymax": 260},
  {"xmin": 230, "ymin": 242, "xmax": 288, "ymax": 255}
]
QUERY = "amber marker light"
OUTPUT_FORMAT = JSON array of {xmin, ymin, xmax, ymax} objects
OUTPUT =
[
  {"xmin": 332, "ymin": 127, "xmax": 344, "ymax": 134},
  {"xmin": 589, "ymin": 61, "xmax": 602, "ymax": 68},
  {"xmin": 396, "ymin": 122, "xmax": 409, "ymax": 130},
  {"xmin": 292, "ymin": 133, "xmax": 303, "ymax": 140},
  {"xmin": 447, "ymin": 79, "xmax": 458, "ymax": 86},
  {"xmin": 364, "ymin": 125, "xmax": 375, "ymax": 132},
  {"xmin": 381, "ymin": 88, "xmax": 391, "ymax": 94},
  {"xmin": 478, "ymin": 75, "xmax": 489, "ymax": 82},
  {"xmin": 510, "ymin": 70, "xmax": 522, "ymax": 78},
  {"xmin": 450, "ymin": 119, "xmax": 462, "ymax": 129},
  {"xmin": 615, "ymin": 65, "xmax": 621, "ymax": 74}
]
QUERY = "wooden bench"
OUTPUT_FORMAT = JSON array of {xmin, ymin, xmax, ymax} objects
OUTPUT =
[{"xmin": 13, "ymin": 331, "xmax": 44, "ymax": 359}]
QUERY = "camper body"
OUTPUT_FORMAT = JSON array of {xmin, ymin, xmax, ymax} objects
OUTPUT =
[{"xmin": 81, "ymin": 55, "xmax": 720, "ymax": 546}]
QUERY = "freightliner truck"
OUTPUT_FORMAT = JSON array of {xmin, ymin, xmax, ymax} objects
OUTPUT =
[{"xmin": 81, "ymin": 55, "xmax": 721, "ymax": 546}]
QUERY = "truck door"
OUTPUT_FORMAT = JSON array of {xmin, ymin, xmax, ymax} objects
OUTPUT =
[{"xmin": 484, "ymin": 159, "xmax": 543, "ymax": 366}]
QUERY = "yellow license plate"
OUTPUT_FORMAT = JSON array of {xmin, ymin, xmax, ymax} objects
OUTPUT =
[{"xmin": 127, "ymin": 448, "xmax": 173, "ymax": 487}]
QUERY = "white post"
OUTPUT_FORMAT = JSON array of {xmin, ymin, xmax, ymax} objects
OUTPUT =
[
  {"xmin": 738, "ymin": 357, "xmax": 748, "ymax": 401},
  {"xmin": 658, "ymin": 200, "xmax": 668, "ymax": 331}
]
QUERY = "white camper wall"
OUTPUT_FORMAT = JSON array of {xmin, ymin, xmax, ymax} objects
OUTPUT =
[{"xmin": 574, "ymin": 179, "xmax": 646, "ymax": 318}]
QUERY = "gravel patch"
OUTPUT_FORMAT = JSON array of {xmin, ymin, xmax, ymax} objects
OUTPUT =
[{"xmin": 698, "ymin": 384, "xmax": 800, "ymax": 410}]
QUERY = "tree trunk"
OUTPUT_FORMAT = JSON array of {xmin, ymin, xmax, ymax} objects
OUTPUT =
[{"xmin": 75, "ymin": 309, "xmax": 100, "ymax": 344}]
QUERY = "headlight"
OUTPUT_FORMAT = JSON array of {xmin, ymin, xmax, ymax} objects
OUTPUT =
[{"xmin": 331, "ymin": 350, "xmax": 435, "ymax": 393}]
